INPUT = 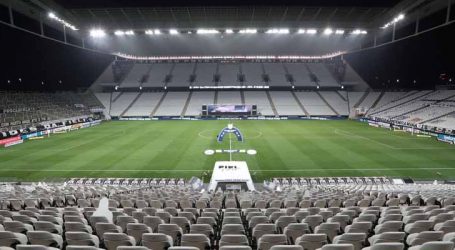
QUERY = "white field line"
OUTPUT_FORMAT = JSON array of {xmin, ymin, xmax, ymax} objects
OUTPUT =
[
  {"xmin": 333, "ymin": 129, "xmax": 453, "ymax": 150},
  {"xmin": 198, "ymin": 129, "xmax": 262, "ymax": 140},
  {"xmin": 0, "ymin": 167, "xmax": 454, "ymax": 172}
]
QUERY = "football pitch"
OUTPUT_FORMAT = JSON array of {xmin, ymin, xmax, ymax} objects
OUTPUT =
[{"xmin": 1, "ymin": 120, "xmax": 455, "ymax": 181}]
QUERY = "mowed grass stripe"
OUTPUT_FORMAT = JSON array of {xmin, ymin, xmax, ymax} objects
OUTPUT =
[{"xmin": 1, "ymin": 120, "xmax": 455, "ymax": 181}]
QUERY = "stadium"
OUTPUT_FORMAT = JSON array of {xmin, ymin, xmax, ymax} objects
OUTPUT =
[{"xmin": 1, "ymin": 0, "xmax": 455, "ymax": 249}]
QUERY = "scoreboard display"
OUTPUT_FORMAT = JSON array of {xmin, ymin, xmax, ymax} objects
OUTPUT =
[{"xmin": 202, "ymin": 104, "xmax": 257, "ymax": 116}]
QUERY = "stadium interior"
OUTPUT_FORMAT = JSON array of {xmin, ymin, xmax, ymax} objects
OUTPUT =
[{"xmin": 1, "ymin": 0, "xmax": 455, "ymax": 249}]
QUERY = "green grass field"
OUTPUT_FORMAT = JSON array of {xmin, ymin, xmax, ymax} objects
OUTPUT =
[{"xmin": 1, "ymin": 120, "xmax": 455, "ymax": 181}]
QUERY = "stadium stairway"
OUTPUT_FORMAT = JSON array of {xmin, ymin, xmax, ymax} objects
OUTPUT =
[
  {"xmin": 370, "ymin": 91, "xmax": 385, "ymax": 109},
  {"xmin": 317, "ymin": 92, "xmax": 339, "ymax": 115},
  {"xmin": 112, "ymin": 92, "xmax": 124, "ymax": 103},
  {"xmin": 150, "ymin": 92, "xmax": 168, "ymax": 117},
  {"xmin": 353, "ymin": 91, "xmax": 370, "ymax": 109},
  {"xmin": 266, "ymin": 91, "xmax": 279, "ymax": 116},
  {"xmin": 214, "ymin": 91, "xmax": 219, "ymax": 104},
  {"xmin": 240, "ymin": 91, "xmax": 246, "ymax": 104},
  {"xmin": 291, "ymin": 91, "xmax": 310, "ymax": 116},
  {"xmin": 120, "ymin": 92, "xmax": 143, "ymax": 117},
  {"xmin": 390, "ymin": 104, "xmax": 431, "ymax": 120},
  {"xmin": 421, "ymin": 110, "xmax": 455, "ymax": 124},
  {"xmin": 181, "ymin": 91, "xmax": 193, "ymax": 116},
  {"xmin": 368, "ymin": 90, "xmax": 436, "ymax": 116}
]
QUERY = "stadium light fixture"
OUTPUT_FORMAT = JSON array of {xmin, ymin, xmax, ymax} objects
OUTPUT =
[
  {"xmin": 297, "ymin": 29, "xmax": 306, "ymax": 34},
  {"xmin": 197, "ymin": 29, "xmax": 219, "ymax": 34},
  {"xmin": 125, "ymin": 30, "xmax": 135, "ymax": 35},
  {"xmin": 47, "ymin": 12, "xmax": 78, "ymax": 30},
  {"xmin": 139, "ymin": 86, "xmax": 142, "ymax": 90},
  {"xmin": 265, "ymin": 28, "xmax": 290, "ymax": 34},
  {"xmin": 90, "ymin": 29, "xmax": 106, "ymax": 38},
  {"xmin": 239, "ymin": 29, "xmax": 257, "ymax": 34},
  {"xmin": 169, "ymin": 29, "xmax": 179, "ymax": 35},
  {"xmin": 225, "ymin": 29, "xmax": 234, "ymax": 34},
  {"xmin": 114, "ymin": 30, "xmax": 125, "ymax": 36},
  {"xmin": 306, "ymin": 29, "xmax": 317, "ymax": 34},
  {"xmin": 146, "ymin": 29, "xmax": 161, "ymax": 35},
  {"xmin": 382, "ymin": 13, "xmax": 405, "ymax": 29},
  {"xmin": 335, "ymin": 29, "xmax": 345, "ymax": 35},
  {"xmin": 351, "ymin": 29, "xmax": 368, "ymax": 35},
  {"xmin": 341, "ymin": 85, "xmax": 344, "ymax": 89},
  {"xmin": 323, "ymin": 28, "xmax": 333, "ymax": 35}
]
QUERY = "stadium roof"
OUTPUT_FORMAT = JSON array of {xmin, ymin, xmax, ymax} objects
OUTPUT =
[{"xmin": 43, "ymin": 0, "xmax": 406, "ymax": 30}]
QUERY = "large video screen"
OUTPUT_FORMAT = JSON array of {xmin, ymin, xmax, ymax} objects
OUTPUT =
[{"xmin": 207, "ymin": 104, "xmax": 252, "ymax": 115}]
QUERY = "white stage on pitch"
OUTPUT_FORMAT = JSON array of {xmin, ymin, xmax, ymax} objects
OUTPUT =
[{"xmin": 208, "ymin": 161, "xmax": 255, "ymax": 191}]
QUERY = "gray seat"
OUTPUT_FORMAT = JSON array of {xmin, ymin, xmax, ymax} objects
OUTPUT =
[
  {"xmin": 0, "ymin": 231, "xmax": 28, "ymax": 248},
  {"xmin": 219, "ymin": 234, "xmax": 249, "ymax": 247},
  {"xmin": 368, "ymin": 232, "xmax": 405, "ymax": 245},
  {"xmin": 405, "ymin": 221, "xmax": 433, "ymax": 234},
  {"xmin": 190, "ymin": 224, "xmax": 214, "ymax": 239},
  {"xmin": 180, "ymin": 234, "xmax": 211, "ymax": 250},
  {"xmin": 3, "ymin": 221, "xmax": 34, "ymax": 234},
  {"xmin": 406, "ymin": 231, "xmax": 444, "ymax": 246},
  {"xmin": 408, "ymin": 241, "xmax": 454, "ymax": 250},
  {"xmin": 257, "ymin": 234, "xmax": 288, "ymax": 250},
  {"xmin": 65, "ymin": 246, "xmax": 104, "ymax": 250},
  {"xmin": 270, "ymin": 246, "xmax": 303, "ymax": 250},
  {"xmin": 103, "ymin": 233, "xmax": 136, "ymax": 250},
  {"xmin": 143, "ymin": 216, "xmax": 164, "ymax": 232},
  {"xmin": 15, "ymin": 245, "xmax": 59, "ymax": 250},
  {"xmin": 64, "ymin": 222, "xmax": 93, "ymax": 234},
  {"xmin": 434, "ymin": 220, "xmax": 455, "ymax": 234},
  {"xmin": 332, "ymin": 233, "xmax": 366, "ymax": 250},
  {"xmin": 126, "ymin": 223, "xmax": 152, "ymax": 244},
  {"xmin": 374, "ymin": 221, "xmax": 403, "ymax": 234},
  {"xmin": 253, "ymin": 224, "xmax": 277, "ymax": 241},
  {"xmin": 117, "ymin": 216, "xmax": 138, "ymax": 232},
  {"xmin": 315, "ymin": 222, "xmax": 341, "ymax": 243},
  {"xmin": 296, "ymin": 234, "xmax": 328, "ymax": 250},
  {"xmin": 142, "ymin": 233, "xmax": 173, "ymax": 250},
  {"xmin": 158, "ymin": 224, "xmax": 183, "ymax": 245},
  {"xmin": 318, "ymin": 244, "xmax": 354, "ymax": 250},
  {"xmin": 221, "ymin": 224, "xmax": 246, "ymax": 236},
  {"xmin": 65, "ymin": 232, "xmax": 100, "ymax": 247},
  {"xmin": 283, "ymin": 223, "xmax": 310, "ymax": 244},
  {"xmin": 33, "ymin": 221, "xmax": 62, "ymax": 235},
  {"xmin": 219, "ymin": 246, "xmax": 252, "ymax": 250},
  {"xmin": 94, "ymin": 223, "xmax": 122, "ymax": 240},
  {"xmin": 361, "ymin": 243, "xmax": 404, "ymax": 250},
  {"xmin": 117, "ymin": 247, "xmax": 149, "ymax": 250},
  {"xmin": 27, "ymin": 231, "xmax": 63, "ymax": 249},
  {"xmin": 168, "ymin": 247, "xmax": 200, "ymax": 250}
]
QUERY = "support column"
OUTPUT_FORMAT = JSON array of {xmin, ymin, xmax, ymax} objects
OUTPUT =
[{"xmin": 8, "ymin": 2, "xmax": 14, "ymax": 25}]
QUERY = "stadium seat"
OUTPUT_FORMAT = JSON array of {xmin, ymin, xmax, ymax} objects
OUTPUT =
[
  {"xmin": 65, "ymin": 232, "xmax": 100, "ymax": 247},
  {"xmin": 26, "ymin": 231, "xmax": 63, "ymax": 249},
  {"xmin": 103, "ymin": 233, "xmax": 136, "ymax": 250},
  {"xmin": 407, "ymin": 241, "xmax": 454, "ymax": 250},
  {"xmin": 0, "ymin": 231, "xmax": 28, "ymax": 248},
  {"xmin": 142, "ymin": 233, "xmax": 173, "ymax": 249}
]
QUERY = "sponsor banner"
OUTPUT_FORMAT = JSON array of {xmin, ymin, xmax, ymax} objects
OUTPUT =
[
  {"xmin": 0, "ymin": 136, "xmax": 21, "ymax": 145},
  {"xmin": 438, "ymin": 134, "xmax": 455, "ymax": 144},
  {"xmin": 3, "ymin": 139, "xmax": 23, "ymax": 148},
  {"xmin": 21, "ymin": 131, "xmax": 47, "ymax": 140}
]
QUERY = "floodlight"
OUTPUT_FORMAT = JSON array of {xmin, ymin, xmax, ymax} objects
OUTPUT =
[
  {"xmin": 47, "ymin": 11, "xmax": 78, "ymax": 30},
  {"xmin": 306, "ymin": 29, "xmax": 317, "ymax": 34},
  {"xmin": 382, "ymin": 13, "xmax": 405, "ymax": 29},
  {"xmin": 90, "ymin": 29, "xmax": 106, "ymax": 38},
  {"xmin": 335, "ymin": 29, "xmax": 345, "ymax": 34},
  {"xmin": 266, "ymin": 28, "xmax": 289, "ymax": 34},
  {"xmin": 154, "ymin": 29, "xmax": 161, "ymax": 34},
  {"xmin": 169, "ymin": 29, "xmax": 179, "ymax": 35},
  {"xmin": 48, "ymin": 12, "xmax": 56, "ymax": 19},
  {"xmin": 114, "ymin": 30, "xmax": 125, "ymax": 36},
  {"xmin": 225, "ymin": 29, "xmax": 234, "ymax": 34},
  {"xmin": 323, "ymin": 28, "xmax": 333, "ymax": 35},
  {"xmin": 139, "ymin": 86, "xmax": 142, "ymax": 90},
  {"xmin": 239, "ymin": 29, "xmax": 257, "ymax": 34},
  {"xmin": 197, "ymin": 29, "xmax": 219, "ymax": 34},
  {"xmin": 125, "ymin": 30, "xmax": 134, "ymax": 35},
  {"xmin": 145, "ymin": 29, "xmax": 153, "ymax": 35},
  {"xmin": 351, "ymin": 29, "xmax": 367, "ymax": 35},
  {"xmin": 341, "ymin": 85, "xmax": 344, "ymax": 89},
  {"xmin": 297, "ymin": 29, "xmax": 306, "ymax": 34}
]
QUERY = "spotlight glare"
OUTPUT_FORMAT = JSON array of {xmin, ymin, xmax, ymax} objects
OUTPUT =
[
  {"xmin": 297, "ymin": 29, "xmax": 306, "ymax": 34},
  {"xmin": 265, "ymin": 28, "xmax": 289, "ymax": 34},
  {"xmin": 125, "ymin": 30, "xmax": 135, "ymax": 35},
  {"xmin": 48, "ymin": 12, "xmax": 56, "ymax": 19},
  {"xmin": 90, "ymin": 29, "xmax": 106, "ymax": 38},
  {"xmin": 239, "ymin": 28, "xmax": 257, "ymax": 34},
  {"xmin": 335, "ymin": 29, "xmax": 345, "ymax": 34},
  {"xmin": 306, "ymin": 29, "xmax": 317, "ymax": 34},
  {"xmin": 114, "ymin": 30, "xmax": 125, "ymax": 36},
  {"xmin": 169, "ymin": 29, "xmax": 179, "ymax": 35},
  {"xmin": 225, "ymin": 29, "xmax": 234, "ymax": 34},
  {"xmin": 196, "ymin": 29, "xmax": 220, "ymax": 34},
  {"xmin": 323, "ymin": 28, "xmax": 333, "ymax": 35}
]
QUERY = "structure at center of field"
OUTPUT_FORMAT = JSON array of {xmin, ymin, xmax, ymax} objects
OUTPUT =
[{"xmin": 216, "ymin": 123, "xmax": 244, "ymax": 142}]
